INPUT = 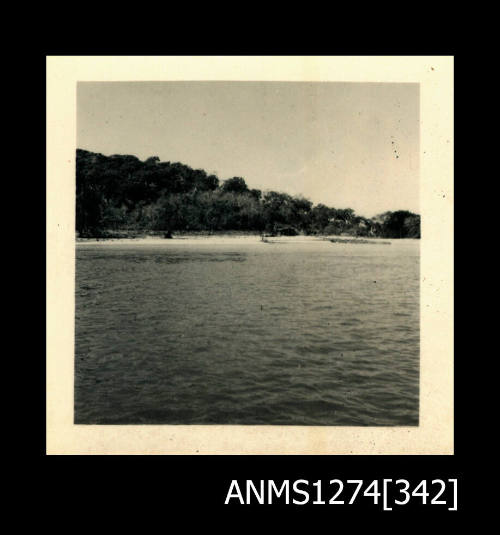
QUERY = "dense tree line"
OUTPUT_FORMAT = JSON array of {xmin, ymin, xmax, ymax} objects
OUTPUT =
[{"xmin": 76, "ymin": 149, "xmax": 420, "ymax": 239}]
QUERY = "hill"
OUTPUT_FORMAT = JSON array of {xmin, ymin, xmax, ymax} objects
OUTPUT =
[{"xmin": 76, "ymin": 149, "xmax": 420, "ymax": 239}]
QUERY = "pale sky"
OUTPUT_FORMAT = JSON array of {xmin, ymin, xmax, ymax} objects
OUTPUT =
[{"xmin": 77, "ymin": 81, "xmax": 419, "ymax": 217}]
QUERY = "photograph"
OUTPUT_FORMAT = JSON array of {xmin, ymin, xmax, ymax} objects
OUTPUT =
[{"xmin": 74, "ymin": 80, "xmax": 421, "ymax": 427}]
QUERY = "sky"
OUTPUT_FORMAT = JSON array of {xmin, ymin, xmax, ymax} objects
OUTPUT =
[{"xmin": 77, "ymin": 81, "xmax": 419, "ymax": 217}]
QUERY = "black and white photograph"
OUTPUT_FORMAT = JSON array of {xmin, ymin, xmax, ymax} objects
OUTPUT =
[
  {"xmin": 46, "ymin": 56, "xmax": 453, "ymax": 455},
  {"xmin": 74, "ymin": 80, "xmax": 420, "ymax": 426}
]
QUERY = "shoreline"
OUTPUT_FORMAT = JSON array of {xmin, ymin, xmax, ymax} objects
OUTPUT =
[{"xmin": 75, "ymin": 233, "xmax": 415, "ymax": 246}]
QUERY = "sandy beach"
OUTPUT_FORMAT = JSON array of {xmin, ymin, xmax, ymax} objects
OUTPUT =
[{"xmin": 75, "ymin": 234, "xmax": 400, "ymax": 246}]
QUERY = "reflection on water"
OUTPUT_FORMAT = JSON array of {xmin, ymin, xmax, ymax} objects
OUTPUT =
[{"xmin": 75, "ymin": 239, "xmax": 419, "ymax": 425}]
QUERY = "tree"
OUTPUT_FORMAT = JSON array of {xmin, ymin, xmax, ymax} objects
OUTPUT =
[
  {"xmin": 222, "ymin": 177, "xmax": 249, "ymax": 194},
  {"xmin": 403, "ymin": 214, "xmax": 421, "ymax": 238},
  {"xmin": 290, "ymin": 197, "xmax": 313, "ymax": 231},
  {"xmin": 310, "ymin": 204, "xmax": 334, "ymax": 233},
  {"xmin": 75, "ymin": 148, "xmax": 419, "ymax": 239},
  {"xmin": 382, "ymin": 210, "xmax": 419, "ymax": 238},
  {"xmin": 336, "ymin": 208, "xmax": 355, "ymax": 224},
  {"xmin": 262, "ymin": 191, "xmax": 293, "ymax": 232},
  {"xmin": 249, "ymin": 188, "xmax": 262, "ymax": 201}
]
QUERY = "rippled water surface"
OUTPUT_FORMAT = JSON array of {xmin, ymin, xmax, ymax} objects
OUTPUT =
[{"xmin": 75, "ymin": 239, "xmax": 419, "ymax": 425}]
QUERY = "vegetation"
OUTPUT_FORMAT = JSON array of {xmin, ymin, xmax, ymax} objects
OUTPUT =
[{"xmin": 76, "ymin": 149, "xmax": 420, "ymax": 239}]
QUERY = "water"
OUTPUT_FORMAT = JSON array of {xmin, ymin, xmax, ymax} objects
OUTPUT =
[{"xmin": 75, "ymin": 238, "xmax": 419, "ymax": 425}]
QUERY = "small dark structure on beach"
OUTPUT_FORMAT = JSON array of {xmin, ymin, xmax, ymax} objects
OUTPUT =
[{"xmin": 269, "ymin": 224, "xmax": 299, "ymax": 237}]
